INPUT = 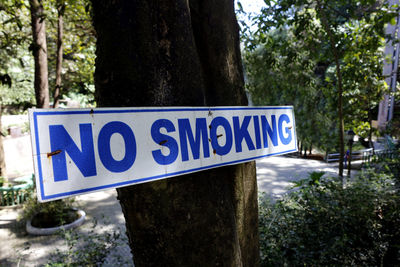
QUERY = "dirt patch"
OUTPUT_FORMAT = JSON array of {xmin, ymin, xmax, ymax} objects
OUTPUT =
[{"xmin": 31, "ymin": 209, "xmax": 80, "ymax": 228}]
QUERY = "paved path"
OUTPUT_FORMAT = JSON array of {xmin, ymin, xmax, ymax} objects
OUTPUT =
[
  {"xmin": 257, "ymin": 156, "xmax": 339, "ymax": 197},
  {"xmin": 0, "ymin": 156, "xmax": 339, "ymax": 266},
  {"xmin": 0, "ymin": 190, "xmax": 133, "ymax": 267}
]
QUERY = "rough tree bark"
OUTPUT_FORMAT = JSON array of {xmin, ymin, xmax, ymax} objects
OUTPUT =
[
  {"xmin": 53, "ymin": 0, "xmax": 65, "ymax": 108},
  {"xmin": 29, "ymin": 0, "xmax": 49, "ymax": 109},
  {"xmin": 91, "ymin": 0, "xmax": 259, "ymax": 266}
]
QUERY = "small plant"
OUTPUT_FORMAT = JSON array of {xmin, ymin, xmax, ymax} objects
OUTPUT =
[
  {"xmin": 21, "ymin": 196, "xmax": 77, "ymax": 228},
  {"xmin": 1, "ymin": 126, "xmax": 9, "ymax": 137},
  {"xmin": 22, "ymin": 121, "xmax": 30, "ymax": 134},
  {"xmin": 45, "ymin": 219, "xmax": 130, "ymax": 267}
]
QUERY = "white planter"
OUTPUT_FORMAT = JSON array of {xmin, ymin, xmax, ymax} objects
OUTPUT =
[{"xmin": 26, "ymin": 209, "xmax": 86, "ymax": 235}]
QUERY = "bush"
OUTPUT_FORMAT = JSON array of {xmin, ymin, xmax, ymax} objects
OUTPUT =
[
  {"xmin": 21, "ymin": 197, "xmax": 76, "ymax": 227},
  {"xmin": 259, "ymin": 170, "xmax": 400, "ymax": 266},
  {"xmin": 371, "ymin": 150, "xmax": 400, "ymax": 184},
  {"xmin": 45, "ymin": 219, "xmax": 129, "ymax": 267}
]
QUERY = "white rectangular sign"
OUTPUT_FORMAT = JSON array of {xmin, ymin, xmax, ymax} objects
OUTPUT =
[{"xmin": 29, "ymin": 106, "xmax": 297, "ymax": 202}]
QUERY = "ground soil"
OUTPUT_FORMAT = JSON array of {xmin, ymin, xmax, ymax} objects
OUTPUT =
[{"xmin": 31, "ymin": 209, "xmax": 80, "ymax": 228}]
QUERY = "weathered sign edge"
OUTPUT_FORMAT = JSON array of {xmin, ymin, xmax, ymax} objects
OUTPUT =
[{"xmin": 29, "ymin": 106, "xmax": 297, "ymax": 202}]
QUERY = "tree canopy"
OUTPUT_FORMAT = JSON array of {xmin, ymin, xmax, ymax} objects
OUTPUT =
[
  {"xmin": 0, "ymin": 0, "xmax": 35, "ymax": 109},
  {"xmin": 242, "ymin": 0, "xmax": 396, "ymax": 159},
  {"xmin": 0, "ymin": 0, "xmax": 95, "ymax": 110}
]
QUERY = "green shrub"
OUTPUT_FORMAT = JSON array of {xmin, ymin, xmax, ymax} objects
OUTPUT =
[
  {"xmin": 21, "ymin": 196, "xmax": 76, "ymax": 227},
  {"xmin": 371, "ymin": 150, "xmax": 400, "ymax": 184},
  {"xmin": 259, "ymin": 170, "xmax": 400, "ymax": 266},
  {"xmin": 45, "ymin": 219, "xmax": 129, "ymax": 267}
]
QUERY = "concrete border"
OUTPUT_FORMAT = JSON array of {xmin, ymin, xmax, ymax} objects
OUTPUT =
[{"xmin": 26, "ymin": 209, "xmax": 86, "ymax": 235}]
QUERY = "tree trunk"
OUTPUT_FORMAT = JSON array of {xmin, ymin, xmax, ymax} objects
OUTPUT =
[
  {"xmin": 29, "ymin": 0, "xmax": 50, "ymax": 109},
  {"xmin": 347, "ymin": 141, "xmax": 353, "ymax": 177},
  {"xmin": 297, "ymin": 139, "xmax": 300, "ymax": 156},
  {"xmin": 91, "ymin": 1, "xmax": 259, "ymax": 266},
  {"xmin": 367, "ymin": 98, "xmax": 374, "ymax": 150},
  {"xmin": 53, "ymin": 1, "xmax": 65, "ymax": 108},
  {"xmin": 300, "ymin": 141, "xmax": 303, "ymax": 157},
  {"xmin": 316, "ymin": 0, "xmax": 345, "ymax": 178},
  {"xmin": 333, "ymin": 52, "xmax": 345, "ymax": 178}
]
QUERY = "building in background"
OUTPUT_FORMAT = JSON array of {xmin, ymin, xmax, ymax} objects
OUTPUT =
[{"xmin": 378, "ymin": 0, "xmax": 400, "ymax": 129}]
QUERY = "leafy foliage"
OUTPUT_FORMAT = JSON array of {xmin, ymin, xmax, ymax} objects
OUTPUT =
[
  {"xmin": 243, "ymin": 0, "xmax": 396, "ymax": 154},
  {"xmin": 259, "ymin": 165, "xmax": 400, "ymax": 266},
  {"xmin": 45, "ymin": 219, "xmax": 129, "ymax": 267},
  {"xmin": 342, "ymin": 17, "xmax": 388, "ymax": 141},
  {"xmin": 44, "ymin": 0, "xmax": 96, "ymax": 107},
  {"xmin": 0, "ymin": 0, "xmax": 35, "ymax": 108},
  {"xmin": 21, "ymin": 195, "xmax": 75, "ymax": 225},
  {"xmin": 244, "ymin": 25, "xmax": 337, "ymax": 152},
  {"xmin": 0, "ymin": 0, "xmax": 95, "ymax": 110}
]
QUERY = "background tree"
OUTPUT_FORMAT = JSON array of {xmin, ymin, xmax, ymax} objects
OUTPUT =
[
  {"xmin": 315, "ymin": 0, "xmax": 346, "ymax": 176},
  {"xmin": 91, "ymin": 0, "xmax": 259, "ymax": 266},
  {"xmin": 53, "ymin": 0, "xmax": 65, "ymax": 108},
  {"xmin": 341, "ymin": 19, "xmax": 388, "ymax": 147},
  {"xmin": 11, "ymin": 0, "xmax": 95, "ymax": 110},
  {"xmin": 0, "ymin": 0, "xmax": 94, "ymax": 177},
  {"xmin": 244, "ymin": 25, "xmax": 337, "ymax": 157},
  {"xmin": 0, "ymin": 0, "xmax": 36, "ymax": 177},
  {"xmin": 45, "ymin": 0, "xmax": 96, "ymax": 107},
  {"xmin": 245, "ymin": 0, "xmax": 394, "ymax": 173},
  {"xmin": 29, "ymin": 0, "xmax": 49, "ymax": 108}
]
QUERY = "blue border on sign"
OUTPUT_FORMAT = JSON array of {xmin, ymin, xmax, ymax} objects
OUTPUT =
[{"xmin": 32, "ymin": 106, "xmax": 297, "ymax": 201}]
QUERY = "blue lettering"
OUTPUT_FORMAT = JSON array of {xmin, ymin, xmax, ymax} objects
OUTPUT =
[
  {"xmin": 98, "ymin": 121, "xmax": 136, "ymax": 173},
  {"xmin": 178, "ymin": 118, "xmax": 210, "ymax": 161},
  {"xmin": 49, "ymin": 124, "xmax": 96, "ymax": 181},
  {"xmin": 151, "ymin": 119, "xmax": 179, "ymax": 165},
  {"xmin": 261, "ymin": 115, "xmax": 278, "ymax": 148},
  {"xmin": 233, "ymin": 116, "xmax": 255, "ymax": 152},
  {"xmin": 278, "ymin": 114, "xmax": 292, "ymax": 145},
  {"xmin": 210, "ymin": 117, "xmax": 233, "ymax": 156},
  {"xmin": 253, "ymin": 116, "xmax": 262, "ymax": 149}
]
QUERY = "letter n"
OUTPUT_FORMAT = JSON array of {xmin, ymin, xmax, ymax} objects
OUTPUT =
[
  {"xmin": 261, "ymin": 115, "xmax": 278, "ymax": 148},
  {"xmin": 49, "ymin": 124, "xmax": 97, "ymax": 181}
]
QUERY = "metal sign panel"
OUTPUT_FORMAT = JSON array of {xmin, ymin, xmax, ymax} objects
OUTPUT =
[{"xmin": 29, "ymin": 106, "xmax": 297, "ymax": 202}]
